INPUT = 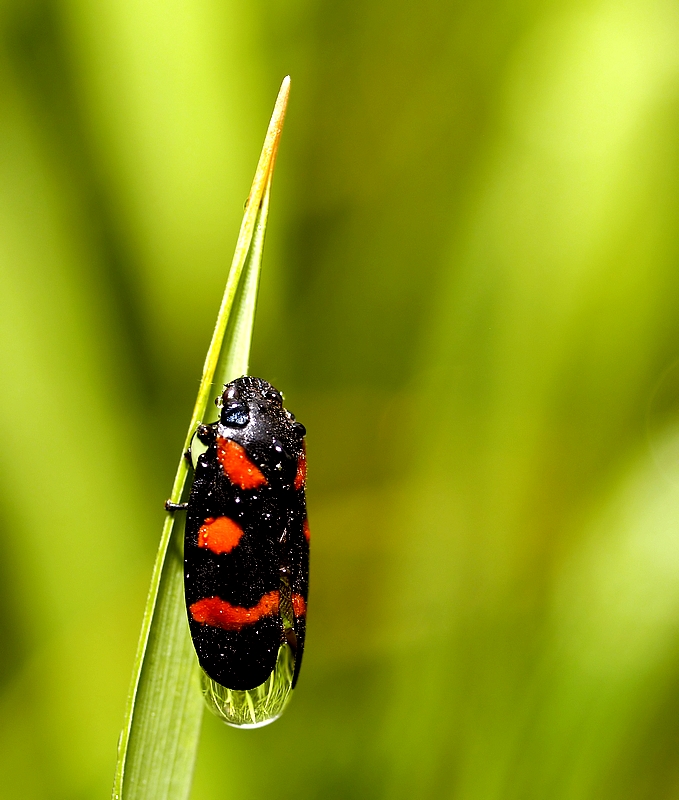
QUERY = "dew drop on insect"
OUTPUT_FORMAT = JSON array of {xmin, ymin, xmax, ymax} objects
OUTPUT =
[{"xmin": 202, "ymin": 643, "xmax": 295, "ymax": 728}]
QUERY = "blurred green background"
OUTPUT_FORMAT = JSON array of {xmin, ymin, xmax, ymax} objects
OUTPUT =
[{"xmin": 2, "ymin": 0, "xmax": 679, "ymax": 798}]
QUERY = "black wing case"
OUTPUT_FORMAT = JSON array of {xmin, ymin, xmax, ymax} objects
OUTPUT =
[
  {"xmin": 283, "ymin": 451, "xmax": 309, "ymax": 689},
  {"xmin": 184, "ymin": 439, "xmax": 283, "ymax": 690}
]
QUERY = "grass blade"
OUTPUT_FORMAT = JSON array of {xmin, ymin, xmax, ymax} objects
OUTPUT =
[
  {"xmin": 112, "ymin": 76, "xmax": 290, "ymax": 800},
  {"xmin": 211, "ymin": 180, "xmax": 272, "ymax": 414}
]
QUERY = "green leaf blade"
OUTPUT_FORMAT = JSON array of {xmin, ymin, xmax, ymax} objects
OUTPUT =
[
  {"xmin": 211, "ymin": 182, "xmax": 272, "ymax": 415},
  {"xmin": 114, "ymin": 520, "xmax": 203, "ymax": 800},
  {"xmin": 113, "ymin": 77, "xmax": 290, "ymax": 800}
]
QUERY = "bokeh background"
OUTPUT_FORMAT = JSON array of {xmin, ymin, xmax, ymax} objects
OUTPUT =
[{"xmin": 2, "ymin": 0, "xmax": 679, "ymax": 798}]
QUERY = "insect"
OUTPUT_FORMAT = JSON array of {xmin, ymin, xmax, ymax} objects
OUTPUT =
[{"xmin": 169, "ymin": 376, "xmax": 309, "ymax": 692}]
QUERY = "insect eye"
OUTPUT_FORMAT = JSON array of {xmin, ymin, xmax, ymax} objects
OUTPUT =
[
  {"xmin": 221, "ymin": 402, "xmax": 249, "ymax": 427},
  {"xmin": 223, "ymin": 384, "xmax": 238, "ymax": 402}
]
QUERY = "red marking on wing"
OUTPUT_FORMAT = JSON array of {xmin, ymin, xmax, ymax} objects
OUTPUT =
[
  {"xmin": 294, "ymin": 445, "xmax": 307, "ymax": 490},
  {"xmin": 292, "ymin": 593, "xmax": 307, "ymax": 617},
  {"xmin": 197, "ymin": 516, "xmax": 243, "ymax": 555},
  {"xmin": 217, "ymin": 437, "xmax": 267, "ymax": 490},
  {"xmin": 303, "ymin": 518, "xmax": 310, "ymax": 542},
  {"xmin": 190, "ymin": 591, "xmax": 280, "ymax": 631}
]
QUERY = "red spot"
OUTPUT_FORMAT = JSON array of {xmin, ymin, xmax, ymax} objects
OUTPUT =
[
  {"xmin": 292, "ymin": 593, "xmax": 307, "ymax": 617},
  {"xmin": 294, "ymin": 445, "xmax": 307, "ymax": 490},
  {"xmin": 217, "ymin": 438, "xmax": 267, "ymax": 490},
  {"xmin": 303, "ymin": 518, "xmax": 310, "ymax": 542},
  {"xmin": 198, "ymin": 516, "xmax": 243, "ymax": 555},
  {"xmin": 190, "ymin": 591, "xmax": 280, "ymax": 631}
]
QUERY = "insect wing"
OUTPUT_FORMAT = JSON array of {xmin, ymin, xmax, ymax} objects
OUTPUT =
[
  {"xmin": 288, "ymin": 498, "xmax": 309, "ymax": 687},
  {"xmin": 185, "ymin": 443, "xmax": 282, "ymax": 691}
]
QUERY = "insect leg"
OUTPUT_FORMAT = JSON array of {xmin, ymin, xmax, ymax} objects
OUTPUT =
[
  {"xmin": 196, "ymin": 424, "xmax": 216, "ymax": 444},
  {"xmin": 165, "ymin": 500, "xmax": 188, "ymax": 512}
]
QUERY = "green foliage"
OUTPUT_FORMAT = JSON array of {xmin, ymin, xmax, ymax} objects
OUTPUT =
[{"xmin": 1, "ymin": 2, "xmax": 679, "ymax": 800}]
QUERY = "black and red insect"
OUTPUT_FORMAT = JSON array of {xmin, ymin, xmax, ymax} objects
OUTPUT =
[{"xmin": 172, "ymin": 377, "xmax": 309, "ymax": 691}]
